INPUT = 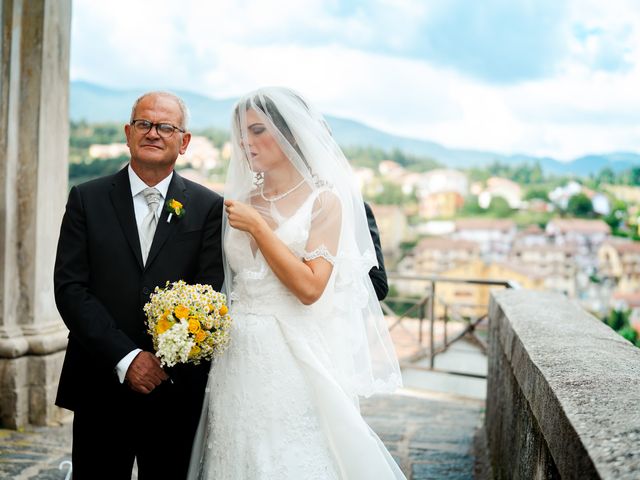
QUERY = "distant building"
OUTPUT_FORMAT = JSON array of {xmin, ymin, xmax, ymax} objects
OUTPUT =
[
  {"xmin": 221, "ymin": 141, "xmax": 232, "ymax": 161},
  {"xmin": 510, "ymin": 244, "xmax": 578, "ymax": 297},
  {"xmin": 603, "ymin": 184, "xmax": 640, "ymax": 204},
  {"xmin": 414, "ymin": 220, "xmax": 456, "ymax": 237},
  {"xmin": 419, "ymin": 191, "xmax": 464, "ymax": 219},
  {"xmin": 416, "ymin": 169, "xmax": 468, "ymax": 219},
  {"xmin": 548, "ymin": 181, "xmax": 583, "ymax": 209},
  {"xmin": 417, "ymin": 169, "xmax": 468, "ymax": 196},
  {"xmin": 598, "ymin": 239, "xmax": 640, "ymax": 294},
  {"xmin": 478, "ymin": 176, "xmax": 522, "ymax": 209},
  {"xmin": 590, "ymin": 193, "xmax": 611, "ymax": 216},
  {"xmin": 369, "ymin": 203, "xmax": 408, "ymax": 261},
  {"xmin": 400, "ymin": 172, "xmax": 423, "ymax": 196},
  {"xmin": 452, "ymin": 218, "xmax": 517, "ymax": 261},
  {"xmin": 354, "ymin": 167, "xmax": 377, "ymax": 197},
  {"xmin": 177, "ymin": 136, "xmax": 219, "ymax": 171},
  {"xmin": 513, "ymin": 224, "xmax": 547, "ymax": 248},
  {"xmin": 394, "ymin": 236, "xmax": 479, "ymax": 297},
  {"xmin": 546, "ymin": 218, "xmax": 611, "ymax": 272},
  {"xmin": 88, "ymin": 143, "xmax": 129, "ymax": 159},
  {"xmin": 432, "ymin": 259, "xmax": 544, "ymax": 318},
  {"xmin": 411, "ymin": 237, "xmax": 480, "ymax": 275},
  {"xmin": 178, "ymin": 169, "xmax": 225, "ymax": 194},
  {"xmin": 378, "ymin": 160, "xmax": 405, "ymax": 180}
]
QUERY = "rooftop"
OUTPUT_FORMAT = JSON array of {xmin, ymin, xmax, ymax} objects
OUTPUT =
[
  {"xmin": 547, "ymin": 218, "xmax": 611, "ymax": 234},
  {"xmin": 455, "ymin": 218, "xmax": 516, "ymax": 232}
]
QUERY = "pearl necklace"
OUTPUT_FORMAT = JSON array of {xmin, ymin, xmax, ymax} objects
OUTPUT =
[{"xmin": 260, "ymin": 178, "xmax": 306, "ymax": 202}]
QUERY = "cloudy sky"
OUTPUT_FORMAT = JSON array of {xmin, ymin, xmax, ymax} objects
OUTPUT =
[{"xmin": 71, "ymin": 0, "xmax": 640, "ymax": 161}]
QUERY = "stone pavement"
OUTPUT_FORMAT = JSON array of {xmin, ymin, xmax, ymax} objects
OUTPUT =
[
  {"xmin": 361, "ymin": 389, "xmax": 485, "ymax": 479},
  {"xmin": 0, "ymin": 388, "xmax": 484, "ymax": 480}
]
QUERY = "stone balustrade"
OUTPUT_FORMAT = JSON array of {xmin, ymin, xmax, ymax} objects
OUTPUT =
[{"xmin": 487, "ymin": 289, "xmax": 640, "ymax": 479}]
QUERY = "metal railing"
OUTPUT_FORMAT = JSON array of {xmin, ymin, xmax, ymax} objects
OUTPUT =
[{"xmin": 383, "ymin": 273, "xmax": 520, "ymax": 379}]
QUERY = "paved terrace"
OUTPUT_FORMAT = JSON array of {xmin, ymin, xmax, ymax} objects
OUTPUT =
[
  {"xmin": 0, "ymin": 387, "xmax": 485, "ymax": 480},
  {"xmin": 0, "ymin": 318, "xmax": 487, "ymax": 480}
]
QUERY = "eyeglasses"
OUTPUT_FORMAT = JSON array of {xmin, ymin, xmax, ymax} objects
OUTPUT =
[{"xmin": 130, "ymin": 119, "xmax": 185, "ymax": 138}]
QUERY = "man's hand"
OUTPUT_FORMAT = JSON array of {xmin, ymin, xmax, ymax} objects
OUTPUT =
[{"xmin": 124, "ymin": 351, "xmax": 169, "ymax": 394}]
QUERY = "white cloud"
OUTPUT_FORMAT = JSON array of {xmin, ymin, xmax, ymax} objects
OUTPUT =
[{"xmin": 71, "ymin": 0, "xmax": 640, "ymax": 161}]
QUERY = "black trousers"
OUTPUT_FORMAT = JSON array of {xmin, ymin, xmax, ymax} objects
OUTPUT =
[{"xmin": 71, "ymin": 364, "xmax": 208, "ymax": 480}]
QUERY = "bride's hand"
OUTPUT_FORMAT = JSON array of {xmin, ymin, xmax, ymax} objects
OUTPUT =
[{"xmin": 224, "ymin": 199, "xmax": 266, "ymax": 236}]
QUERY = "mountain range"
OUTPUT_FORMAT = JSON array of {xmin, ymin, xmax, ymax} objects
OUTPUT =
[{"xmin": 70, "ymin": 81, "xmax": 640, "ymax": 177}]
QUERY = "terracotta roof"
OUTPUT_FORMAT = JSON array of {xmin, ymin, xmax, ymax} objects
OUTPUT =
[
  {"xmin": 612, "ymin": 291, "xmax": 640, "ymax": 307},
  {"xmin": 546, "ymin": 219, "xmax": 611, "ymax": 234},
  {"xmin": 602, "ymin": 239, "xmax": 640, "ymax": 254},
  {"xmin": 455, "ymin": 218, "xmax": 516, "ymax": 231},
  {"xmin": 415, "ymin": 236, "xmax": 479, "ymax": 252},
  {"xmin": 521, "ymin": 224, "xmax": 545, "ymax": 234}
]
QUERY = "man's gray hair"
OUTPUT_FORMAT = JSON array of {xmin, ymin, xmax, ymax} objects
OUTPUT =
[{"xmin": 129, "ymin": 91, "xmax": 190, "ymax": 130}]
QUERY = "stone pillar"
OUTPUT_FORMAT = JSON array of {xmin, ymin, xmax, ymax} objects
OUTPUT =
[{"xmin": 0, "ymin": 0, "xmax": 71, "ymax": 429}]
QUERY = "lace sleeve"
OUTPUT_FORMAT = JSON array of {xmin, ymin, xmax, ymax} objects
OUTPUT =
[
  {"xmin": 303, "ymin": 246, "xmax": 335, "ymax": 265},
  {"xmin": 304, "ymin": 189, "xmax": 341, "ymax": 265}
]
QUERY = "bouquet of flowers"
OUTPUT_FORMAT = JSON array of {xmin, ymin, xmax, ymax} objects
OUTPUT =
[{"xmin": 143, "ymin": 280, "xmax": 232, "ymax": 367}]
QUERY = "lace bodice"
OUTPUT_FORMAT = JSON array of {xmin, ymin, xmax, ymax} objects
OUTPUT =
[{"xmin": 224, "ymin": 190, "xmax": 334, "ymax": 314}]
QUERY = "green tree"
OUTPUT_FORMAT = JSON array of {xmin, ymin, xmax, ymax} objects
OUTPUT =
[
  {"xmin": 69, "ymin": 156, "xmax": 128, "ymax": 186},
  {"xmin": 195, "ymin": 127, "xmax": 230, "ymax": 148},
  {"xmin": 606, "ymin": 308, "xmax": 629, "ymax": 331},
  {"xmin": 566, "ymin": 193, "xmax": 594, "ymax": 217},
  {"xmin": 460, "ymin": 195, "xmax": 484, "ymax": 215},
  {"xmin": 372, "ymin": 180, "xmax": 405, "ymax": 205},
  {"xmin": 604, "ymin": 199, "xmax": 628, "ymax": 233},
  {"xmin": 619, "ymin": 326, "xmax": 638, "ymax": 344},
  {"xmin": 487, "ymin": 196, "xmax": 512, "ymax": 218},
  {"xmin": 524, "ymin": 187, "xmax": 549, "ymax": 201},
  {"xmin": 603, "ymin": 309, "xmax": 639, "ymax": 348},
  {"xmin": 596, "ymin": 167, "xmax": 615, "ymax": 185}
]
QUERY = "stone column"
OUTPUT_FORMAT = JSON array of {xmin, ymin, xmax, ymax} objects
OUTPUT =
[{"xmin": 0, "ymin": 0, "xmax": 71, "ymax": 429}]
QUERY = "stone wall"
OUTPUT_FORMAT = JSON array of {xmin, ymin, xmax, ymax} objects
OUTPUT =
[{"xmin": 487, "ymin": 289, "xmax": 640, "ymax": 479}]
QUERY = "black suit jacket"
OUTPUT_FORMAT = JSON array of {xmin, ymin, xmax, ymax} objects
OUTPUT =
[
  {"xmin": 365, "ymin": 202, "xmax": 388, "ymax": 301},
  {"xmin": 54, "ymin": 167, "xmax": 224, "ymax": 411}
]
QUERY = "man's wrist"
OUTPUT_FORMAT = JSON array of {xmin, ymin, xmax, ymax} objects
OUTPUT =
[{"xmin": 115, "ymin": 348, "xmax": 142, "ymax": 383}]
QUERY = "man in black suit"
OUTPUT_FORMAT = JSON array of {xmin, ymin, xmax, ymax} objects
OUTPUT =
[
  {"xmin": 365, "ymin": 202, "xmax": 389, "ymax": 301},
  {"xmin": 54, "ymin": 92, "xmax": 224, "ymax": 479}
]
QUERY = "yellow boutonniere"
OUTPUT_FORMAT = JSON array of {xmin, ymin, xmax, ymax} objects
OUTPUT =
[{"xmin": 166, "ymin": 198, "xmax": 185, "ymax": 223}]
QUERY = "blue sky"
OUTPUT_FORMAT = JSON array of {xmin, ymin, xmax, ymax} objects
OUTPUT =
[{"xmin": 71, "ymin": 0, "xmax": 640, "ymax": 160}]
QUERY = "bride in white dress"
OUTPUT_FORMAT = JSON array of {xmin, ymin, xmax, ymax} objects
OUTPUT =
[{"xmin": 188, "ymin": 87, "xmax": 405, "ymax": 479}]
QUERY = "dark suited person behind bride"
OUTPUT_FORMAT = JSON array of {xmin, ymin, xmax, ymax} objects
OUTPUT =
[{"xmin": 54, "ymin": 91, "xmax": 224, "ymax": 479}]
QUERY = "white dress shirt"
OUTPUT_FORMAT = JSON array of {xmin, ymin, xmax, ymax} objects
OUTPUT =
[{"xmin": 115, "ymin": 165, "xmax": 174, "ymax": 383}]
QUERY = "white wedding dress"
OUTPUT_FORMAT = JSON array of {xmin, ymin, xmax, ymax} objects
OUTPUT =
[{"xmin": 189, "ymin": 193, "xmax": 405, "ymax": 479}]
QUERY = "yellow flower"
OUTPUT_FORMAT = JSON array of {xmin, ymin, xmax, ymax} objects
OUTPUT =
[
  {"xmin": 189, "ymin": 345, "xmax": 201, "ymax": 357},
  {"xmin": 174, "ymin": 304, "xmax": 190, "ymax": 319},
  {"xmin": 168, "ymin": 199, "xmax": 184, "ymax": 215},
  {"xmin": 218, "ymin": 305, "xmax": 228, "ymax": 316},
  {"xmin": 156, "ymin": 318, "xmax": 172, "ymax": 335},
  {"xmin": 207, "ymin": 303, "xmax": 215, "ymax": 313},
  {"xmin": 188, "ymin": 318, "xmax": 201, "ymax": 334},
  {"xmin": 195, "ymin": 330, "xmax": 207, "ymax": 343}
]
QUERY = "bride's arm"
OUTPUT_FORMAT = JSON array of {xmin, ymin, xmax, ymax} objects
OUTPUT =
[{"xmin": 224, "ymin": 197, "xmax": 339, "ymax": 305}]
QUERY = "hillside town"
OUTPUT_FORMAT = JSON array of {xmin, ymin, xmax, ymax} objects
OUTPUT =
[
  {"xmin": 357, "ymin": 162, "xmax": 640, "ymax": 326},
  {"xmin": 77, "ymin": 129, "xmax": 640, "ymax": 334}
]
